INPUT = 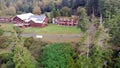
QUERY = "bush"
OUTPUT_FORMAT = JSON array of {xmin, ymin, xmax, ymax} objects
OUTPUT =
[
  {"xmin": 0, "ymin": 28, "xmax": 4, "ymax": 36},
  {"xmin": 27, "ymin": 38, "xmax": 47, "ymax": 61},
  {"xmin": 24, "ymin": 37, "xmax": 34, "ymax": 48},
  {"xmin": 40, "ymin": 43, "xmax": 77, "ymax": 68},
  {"xmin": 5, "ymin": 6, "xmax": 16, "ymax": 15},
  {"xmin": 0, "ymin": 36, "xmax": 11, "ymax": 49},
  {"xmin": 0, "ymin": 53, "xmax": 10, "ymax": 64}
]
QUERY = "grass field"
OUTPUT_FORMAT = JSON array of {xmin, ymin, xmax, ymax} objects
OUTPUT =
[
  {"xmin": 0, "ymin": 23, "xmax": 81, "ymax": 34},
  {"xmin": 0, "ymin": 23, "xmax": 14, "ymax": 32}
]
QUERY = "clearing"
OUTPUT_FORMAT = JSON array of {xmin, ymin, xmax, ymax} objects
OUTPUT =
[
  {"xmin": 0, "ymin": 23, "xmax": 81, "ymax": 42},
  {"xmin": 0, "ymin": 23, "xmax": 81, "ymax": 34}
]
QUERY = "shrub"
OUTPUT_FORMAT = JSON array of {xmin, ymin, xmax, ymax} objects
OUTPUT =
[{"xmin": 40, "ymin": 43, "xmax": 77, "ymax": 68}]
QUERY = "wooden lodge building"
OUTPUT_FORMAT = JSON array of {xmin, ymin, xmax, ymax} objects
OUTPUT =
[
  {"xmin": 13, "ymin": 13, "xmax": 48, "ymax": 28},
  {"xmin": 0, "ymin": 17, "xmax": 13, "ymax": 23},
  {"xmin": 52, "ymin": 15, "xmax": 79, "ymax": 26}
]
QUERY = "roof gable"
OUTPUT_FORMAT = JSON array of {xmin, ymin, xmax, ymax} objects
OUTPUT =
[
  {"xmin": 17, "ymin": 13, "xmax": 34, "ymax": 21},
  {"xmin": 29, "ymin": 14, "xmax": 46, "ymax": 23},
  {"xmin": 16, "ymin": 13, "xmax": 46, "ymax": 23}
]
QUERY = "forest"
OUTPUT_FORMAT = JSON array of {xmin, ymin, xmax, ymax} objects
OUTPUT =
[{"xmin": 0, "ymin": 0, "xmax": 120, "ymax": 68}]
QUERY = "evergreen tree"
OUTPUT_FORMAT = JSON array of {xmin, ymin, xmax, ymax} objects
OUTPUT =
[
  {"xmin": 115, "ymin": 52, "xmax": 120, "ymax": 68},
  {"xmin": 90, "ymin": 45, "xmax": 104, "ymax": 68},
  {"xmin": 76, "ymin": 55, "xmax": 92, "ymax": 68},
  {"xmin": 66, "ymin": 57, "xmax": 76, "ymax": 68},
  {"xmin": 5, "ymin": 5, "xmax": 16, "ymax": 15},
  {"xmin": 60, "ymin": 6, "xmax": 71, "ymax": 16},
  {"xmin": 86, "ymin": 0, "xmax": 99, "ymax": 16},
  {"xmin": 101, "ymin": 0, "xmax": 120, "ymax": 46},
  {"xmin": 32, "ymin": 5, "xmax": 41, "ymax": 15},
  {"xmin": 77, "ymin": 7, "xmax": 90, "ymax": 32},
  {"xmin": 61, "ymin": 0, "xmax": 70, "ymax": 7},
  {"xmin": 13, "ymin": 45, "xmax": 37, "ymax": 68}
]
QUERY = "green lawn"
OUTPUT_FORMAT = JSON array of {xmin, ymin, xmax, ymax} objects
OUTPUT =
[
  {"xmin": 0, "ymin": 23, "xmax": 14, "ymax": 32},
  {"xmin": 0, "ymin": 23, "xmax": 81, "ymax": 34}
]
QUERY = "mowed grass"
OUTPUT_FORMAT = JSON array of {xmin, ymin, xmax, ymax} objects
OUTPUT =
[
  {"xmin": 24, "ymin": 24, "xmax": 81, "ymax": 34},
  {"xmin": 0, "ymin": 23, "xmax": 14, "ymax": 32},
  {"xmin": 0, "ymin": 23, "xmax": 81, "ymax": 34}
]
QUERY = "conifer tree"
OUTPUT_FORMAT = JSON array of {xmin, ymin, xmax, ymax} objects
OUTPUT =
[{"xmin": 77, "ymin": 7, "xmax": 90, "ymax": 32}]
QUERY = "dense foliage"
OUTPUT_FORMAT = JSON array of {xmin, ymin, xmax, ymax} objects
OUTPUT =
[
  {"xmin": 13, "ymin": 45, "xmax": 37, "ymax": 68},
  {"xmin": 0, "ymin": 0, "xmax": 120, "ymax": 68},
  {"xmin": 24, "ymin": 37, "xmax": 34, "ymax": 48},
  {"xmin": 40, "ymin": 43, "xmax": 77, "ymax": 68},
  {"xmin": 77, "ymin": 7, "xmax": 90, "ymax": 32},
  {"xmin": 116, "ymin": 52, "xmax": 120, "ymax": 67}
]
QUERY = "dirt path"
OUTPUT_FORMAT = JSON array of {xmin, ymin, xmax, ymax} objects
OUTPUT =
[
  {"xmin": 21, "ymin": 34, "xmax": 81, "ymax": 38},
  {"xmin": 21, "ymin": 34, "xmax": 81, "ymax": 43},
  {"xmin": 5, "ymin": 32, "xmax": 81, "ymax": 42}
]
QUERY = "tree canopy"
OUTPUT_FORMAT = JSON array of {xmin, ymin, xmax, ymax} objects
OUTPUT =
[{"xmin": 40, "ymin": 43, "xmax": 77, "ymax": 68}]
